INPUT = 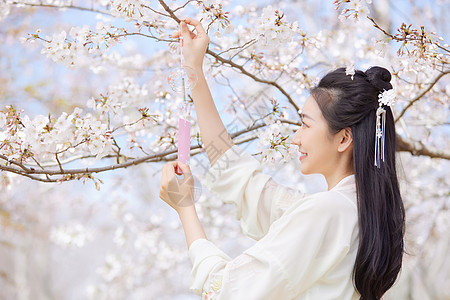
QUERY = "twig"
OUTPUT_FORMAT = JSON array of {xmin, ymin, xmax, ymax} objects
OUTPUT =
[
  {"xmin": 206, "ymin": 48, "xmax": 300, "ymax": 113},
  {"xmin": 55, "ymin": 153, "xmax": 64, "ymax": 173},
  {"xmin": 396, "ymin": 134, "xmax": 450, "ymax": 159},
  {"xmin": 158, "ymin": 0, "xmax": 181, "ymax": 23},
  {"xmin": 141, "ymin": 4, "xmax": 170, "ymax": 18},
  {"xmin": 9, "ymin": 2, "xmax": 111, "ymax": 16},
  {"xmin": 0, "ymin": 154, "xmax": 31, "ymax": 172},
  {"xmin": 173, "ymin": 0, "xmax": 194, "ymax": 12},
  {"xmin": 114, "ymin": 32, "xmax": 175, "ymax": 43},
  {"xmin": 217, "ymin": 38, "xmax": 257, "ymax": 57},
  {"xmin": 0, "ymin": 164, "xmax": 57, "ymax": 182},
  {"xmin": 395, "ymin": 70, "xmax": 450, "ymax": 122},
  {"xmin": 157, "ymin": 0, "xmax": 300, "ymax": 113},
  {"xmin": 368, "ymin": 16, "xmax": 450, "ymax": 55}
]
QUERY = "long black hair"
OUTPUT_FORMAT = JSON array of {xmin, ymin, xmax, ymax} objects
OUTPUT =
[{"xmin": 310, "ymin": 67, "xmax": 405, "ymax": 300}]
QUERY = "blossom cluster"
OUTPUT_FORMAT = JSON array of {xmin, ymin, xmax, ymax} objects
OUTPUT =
[
  {"xmin": 392, "ymin": 23, "xmax": 449, "ymax": 66},
  {"xmin": 335, "ymin": 0, "xmax": 371, "ymax": 22},
  {"xmin": 0, "ymin": 105, "xmax": 114, "ymax": 164},
  {"xmin": 257, "ymin": 122, "xmax": 298, "ymax": 166},
  {"xmin": 194, "ymin": 0, "xmax": 231, "ymax": 34},
  {"xmin": 25, "ymin": 22, "xmax": 127, "ymax": 70},
  {"xmin": 87, "ymin": 77, "xmax": 150, "ymax": 118},
  {"xmin": 111, "ymin": 0, "xmax": 150, "ymax": 23},
  {"xmin": 252, "ymin": 6, "xmax": 300, "ymax": 49},
  {"xmin": 0, "ymin": 74, "xmax": 163, "ymax": 169}
]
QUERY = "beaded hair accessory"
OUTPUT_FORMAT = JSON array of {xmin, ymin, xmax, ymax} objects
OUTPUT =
[{"xmin": 374, "ymin": 89, "xmax": 395, "ymax": 168}]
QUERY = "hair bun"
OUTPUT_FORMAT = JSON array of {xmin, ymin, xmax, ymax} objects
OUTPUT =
[{"xmin": 365, "ymin": 66, "xmax": 392, "ymax": 92}]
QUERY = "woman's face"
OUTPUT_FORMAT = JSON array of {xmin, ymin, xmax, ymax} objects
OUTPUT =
[{"xmin": 291, "ymin": 96, "xmax": 342, "ymax": 176}]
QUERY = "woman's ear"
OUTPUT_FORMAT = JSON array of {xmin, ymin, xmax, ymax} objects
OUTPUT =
[{"xmin": 337, "ymin": 127, "xmax": 353, "ymax": 153}]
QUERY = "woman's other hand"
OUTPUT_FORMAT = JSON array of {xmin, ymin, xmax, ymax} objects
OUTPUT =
[
  {"xmin": 172, "ymin": 17, "xmax": 209, "ymax": 70},
  {"xmin": 159, "ymin": 161, "xmax": 195, "ymax": 213}
]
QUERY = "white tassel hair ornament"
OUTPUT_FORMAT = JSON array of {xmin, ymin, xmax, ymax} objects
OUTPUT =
[{"xmin": 374, "ymin": 89, "xmax": 395, "ymax": 168}]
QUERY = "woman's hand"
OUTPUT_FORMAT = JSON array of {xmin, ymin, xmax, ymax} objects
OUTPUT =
[
  {"xmin": 159, "ymin": 161, "xmax": 195, "ymax": 213},
  {"xmin": 172, "ymin": 17, "xmax": 210, "ymax": 70},
  {"xmin": 160, "ymin": 161, "xmax": 207, "ymax": 248}
]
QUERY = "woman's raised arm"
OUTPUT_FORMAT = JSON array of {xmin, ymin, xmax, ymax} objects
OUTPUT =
[{"xmin": 173, "ymin": 18, "xmax": 234, "ymax": 166}]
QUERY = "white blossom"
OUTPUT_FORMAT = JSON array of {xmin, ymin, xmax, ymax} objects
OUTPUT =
[
  {"xmin": 252, "ymin": 6, "xmax": 298, "ymax": 49},
  {"xmin": 346, "ymin": 63, "xmax": 355, "ymax": 80},
  {"xmin": 378, "ymin": 88, "xmax": 396, "ymax": 106}
]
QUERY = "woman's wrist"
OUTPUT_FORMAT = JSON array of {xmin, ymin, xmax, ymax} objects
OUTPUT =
[
  {"xmin": 177, "ymin": 205, "xmax": 207, "ymax": 248},
  {"xmin": 177, "ymin": 205, "xmax": 197, "ymax": 217},
  {"xmin": 186, "ymin": 64, "xmax": 204, "ymax": 77}
]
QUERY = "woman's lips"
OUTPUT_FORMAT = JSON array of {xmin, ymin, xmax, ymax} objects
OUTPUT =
[{"xmin": 299, "ymin": 152, "xmax": 307, "ymax": 161}]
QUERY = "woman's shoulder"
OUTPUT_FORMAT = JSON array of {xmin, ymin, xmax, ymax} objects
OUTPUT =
[
  {"xmin": 283, "ymin": 189, "xmax": 358, "ymax": 223},
  {"xmin": 311, "ymin": 189, "xmax": 357, "ymax": 210}
]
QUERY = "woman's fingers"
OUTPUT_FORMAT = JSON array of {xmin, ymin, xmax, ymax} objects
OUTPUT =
[
  {"xmin": 182, "ymin": 17, "xmax": 206, "ymax": 36},
  {"xmin": 162, "ymin": 161, "xmax": 177, "ymax": 178},
  {"xmin": 180, "ymin": 21, "xmax": 191, "ymax": 41},
  {"xmin": 172, "ymin": 17, "xmax": 206, "ymax": 39},
  {"xmin": 172, "ymin": 21, "xmax": 197, "ymax": 40},
  {"xmin": 160, "ymin": 161, "xmax": 195, "ymax": 210},
  {"xmin": 177, "ymin": 161, "xmax": 192, "ymax": 176},
  {"xmin": 170, "ymin": 17, "xmax": 209, "ymax": 71}
]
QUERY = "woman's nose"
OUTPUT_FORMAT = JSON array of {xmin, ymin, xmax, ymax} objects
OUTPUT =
[{"xmin": 291, "ymin": 129, "xmax": 301, "ymax": 146}]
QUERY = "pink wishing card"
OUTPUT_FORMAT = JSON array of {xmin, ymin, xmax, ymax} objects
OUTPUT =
[{"xmin": 177, "ymin": 117, "xmax": 190, "ymax": 174}]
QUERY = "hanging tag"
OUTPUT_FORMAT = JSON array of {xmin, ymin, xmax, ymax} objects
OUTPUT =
[{"xmin": 177, "ymin": 117, "xmax": 191, "ymax": 174}]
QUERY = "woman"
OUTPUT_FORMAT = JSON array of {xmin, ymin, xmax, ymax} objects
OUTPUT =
[{"xmin": 159, "ymin": 18, "xmax": 405, "ymax": 300}]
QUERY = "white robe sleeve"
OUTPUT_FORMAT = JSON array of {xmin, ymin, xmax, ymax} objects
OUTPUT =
[
  {"xmin": 203, "ymin": 145, "xmax": 304, "ymax": 240},
  {"xmin": 189, "ymin": 192, "xmax": 358, "ymax": 299}
]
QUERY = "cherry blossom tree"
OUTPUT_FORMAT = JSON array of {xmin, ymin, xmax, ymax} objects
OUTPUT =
[{"xmin": 0, "ymin": 0, "xmax": 449, "ymax": 299}]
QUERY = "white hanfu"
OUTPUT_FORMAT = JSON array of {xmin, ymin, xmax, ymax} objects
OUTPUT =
[{"xmin": 189, "ymin": 145, "xmax": 360, "ymax": 300}]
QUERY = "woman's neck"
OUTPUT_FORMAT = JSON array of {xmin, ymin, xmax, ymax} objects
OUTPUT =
[{"xmin": 325, "ymin": 170, "xmax": 354, "ymax": 190}]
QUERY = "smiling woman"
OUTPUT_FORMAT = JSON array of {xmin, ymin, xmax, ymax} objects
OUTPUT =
[
  {"xmin": 292, "ymin": 96, "xmax": 354, "ymax": 188},
  {"xmin": 159, "ymin": 17, "xmax": 405, "ymax": 300}
]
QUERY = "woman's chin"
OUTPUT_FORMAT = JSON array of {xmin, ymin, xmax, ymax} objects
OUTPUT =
[{"xmin": 300, "ymin": 164, "xmax": 310, "ymax": 175}]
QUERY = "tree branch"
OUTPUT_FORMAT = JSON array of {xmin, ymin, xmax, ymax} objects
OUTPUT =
[
  {"xmin": 396, "ymin": 134, "xmax": 450, "ymax": 160},
  {"xmin": 205, "ymin": 49, "xmax": 300, "ymax": 113},
  {"xmin": 1, "ymin": 118, "xmax": 448, "ymax": 183},
  {"xmin": 9, "ymin": 2, "xmax": 111, "ymax": 16},
  {"xmin": 158, "ymin": 0, "xmax": 181, "ymax": 23},
  {"xmin": 157, "ymin": 0, "xmax": 301, "ymax": 114},
  {"xmin": 395, "ymin": 70, "xmax": 450, "ymax": 122}
]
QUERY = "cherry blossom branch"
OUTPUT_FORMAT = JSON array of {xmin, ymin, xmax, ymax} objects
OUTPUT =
[
  {"xmin": 9, "ymin": 1, "xmax": 112, "ymax": 16},
  {"xmin": 216, "ymin": 38, "xmax": 257, "ymax": 57},
  {"xmin": 368, "ymin": 16, "xmax": 450, "ymax": 59},
  {"xmin": 158, "ymin": 0, "xmax": 181, "ymax": 23},
  {"xmin": 0, "ymin": 154, "xmax": 31, "ymax": 172},
  {"xmin": 27, "ymin": 154, "xmax": 131, "ymax": 168},
  {"xmin": 18, "ymin": 0, "xmax": 300, "ymax": 115},
  {"xmin": 55, "ymin": 153, "xmax": 63, "ymax": 172},
  {"xmin": 0, "ymin": 119, "xmax": 270, "ymax": 181},
  {"xmin": 1, "ymin": 116, "xmax": 448, "ymax": 182},
  {"xmin": 0, "ymin": 163, "xmax": 56, "ymax": 182},
  {"xmin": 395, "ymin": 70, "xmax": 450, "ymax": 122},
  {"xmin": 157, "ymin": 0, "xmax": 301, "ymax": 114},
  {"xmin": 204, "ymin": 49, "xmax": 300, "ymax": 113},
  {"xmin": 141, "ymin": 4, "xmax": 170, "ymax": 18},
  {"xmin": 114, "ymin": 32, "xmax": 175, "ymax": 43},
  {"xmin": 396, "ymin": 134, "xmax": 450, "ymax": 160},
  {"xmin": 173, "ymin": 0, "xmax": 195, "ymax": 13},
  {"xmin": 111, "ymin": 117, "xmax": 156, "ymax": 134}
]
